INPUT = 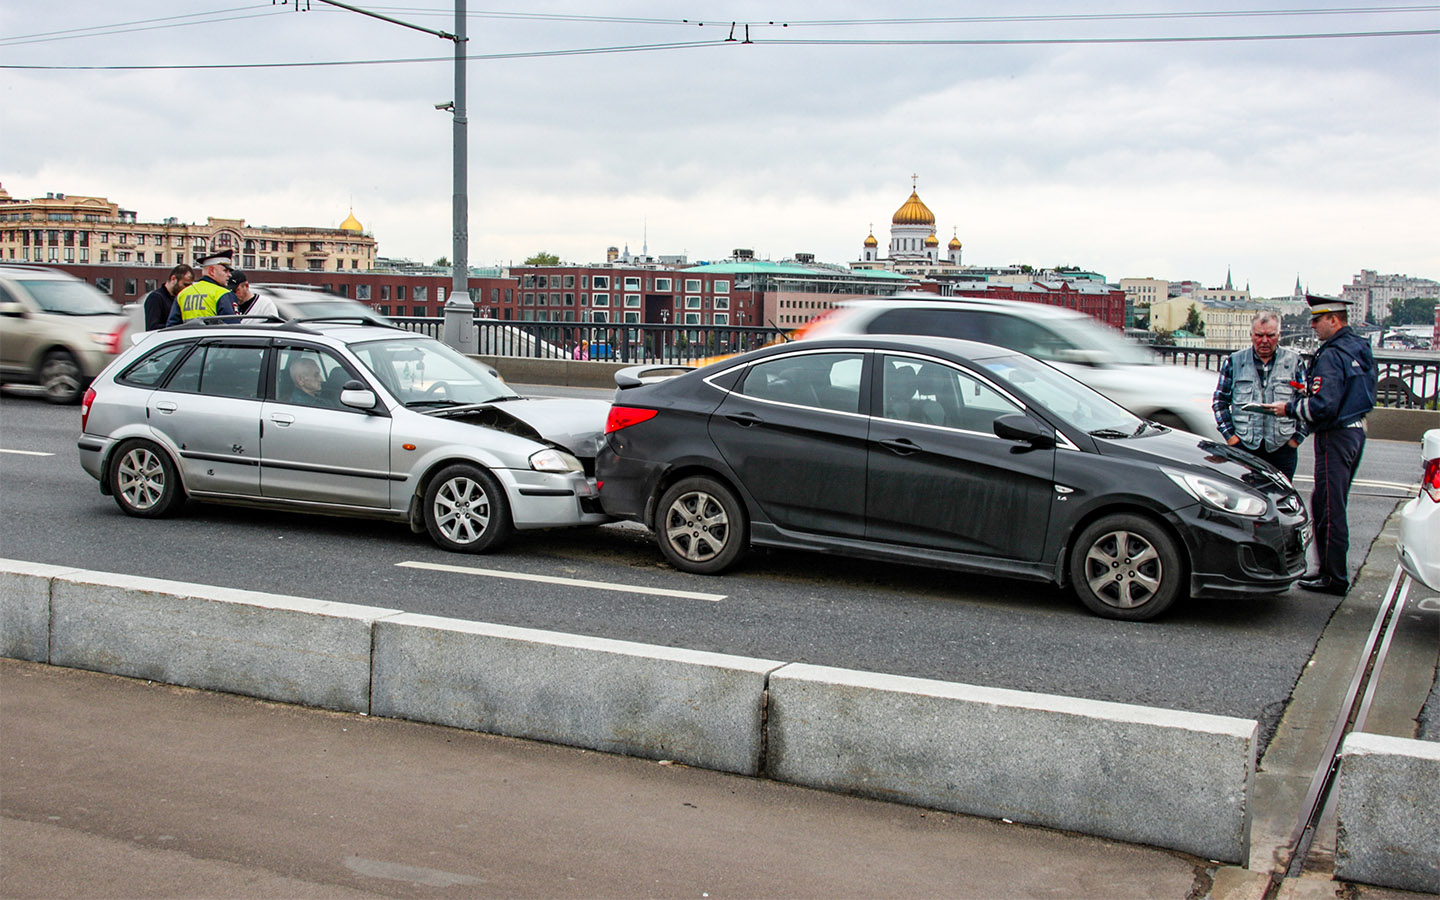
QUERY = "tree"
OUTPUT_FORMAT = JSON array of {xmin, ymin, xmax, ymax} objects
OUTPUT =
[
  {"xmin": 1184, "ymin": 304, "xmax": 1206, "ymax": 336},
  {"xmin": 1386, "ymin": 296, "xmax": 1437, "ymax": 326},
  {"xmin": 433, "ymin": 256, "xmax": 449, "ymax": 267},
  {"xmin": 525, "ymin": 251, "xmax": 560, "ymax": 265}
]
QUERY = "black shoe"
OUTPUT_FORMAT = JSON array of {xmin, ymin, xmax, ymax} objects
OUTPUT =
[{"xmin": 1298, "ymin": 575, "xmax": 1348, "ymax": 595}]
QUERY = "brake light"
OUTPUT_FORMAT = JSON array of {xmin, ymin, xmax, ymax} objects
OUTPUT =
[
  {"xmin": 605, "ymin": 406, "xmax": 658, "ymax": 434},
  {"xmin": 95, "ymin": 324, "xmax": 126, "ymax": 355},
  {"xmin": 1421, "ymin": 456, "xmax": 1440, "ymax": 503},
  {"xmin": 81, "ymin": 387, "xmax": 96, "ymax": 432}
]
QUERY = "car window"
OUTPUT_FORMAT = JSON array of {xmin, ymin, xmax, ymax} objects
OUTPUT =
[
  {"xmin": 273, "ymin": 346, "xmax": 354, "ymax": 409},
  {"xmin": 117, "ymin": 340, "xmax": 194, "ymax": 388},
  {"xmin": 738, "ymin": 352, "xmax": 862, "ymax": 414},
  {"xmin": 15, "ymin": 278, "xmax": 120, "ymax": 316},
  {"xmin": 865, "ymin": 308, "xmax": 1080, "ymax": 363},
  {"xmin": 880, "ymin": 355, "xmax": 1021, "ymax": 433},
  {"xmin": 165, "ymin": 343, "xmax": 265, "ymax": 400},
  {"xmin": 348, "ymin": 336, "xmax": 514, "ymax": 407}
]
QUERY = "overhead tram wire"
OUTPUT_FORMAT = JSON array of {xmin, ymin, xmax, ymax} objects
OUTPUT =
[
  {"xmin": 0, "ymin": 10, "xmax": 286, "ymax": 47},
  {"xmin": 3, "ymin": 25, "xmax": 1437, "ymax": 70}
]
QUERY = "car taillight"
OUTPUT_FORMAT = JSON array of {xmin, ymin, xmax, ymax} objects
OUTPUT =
[
  {"xmin": 605, "ymin": 406, "xmax": 658, "ymax": 434},
  {"xmin": 1421, "ymin": 457, "xmax": 1440, "ymax": 503},
  {"xmin": 81, "ymin": 387, "xmax": 96, "ymax": 432},
  {"xmin": 94, "ymin": 324, "xmax": 126, "ymax": 355}
]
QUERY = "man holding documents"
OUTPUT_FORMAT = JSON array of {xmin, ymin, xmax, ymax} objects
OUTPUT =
[{"xmin": 1211, "ymin": 310, "xmax": 1308, "ymax": 480}]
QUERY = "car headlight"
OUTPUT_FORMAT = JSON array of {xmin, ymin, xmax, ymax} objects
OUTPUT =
[
  {"xmin": 1163, "ymin": 468, "xmax": 1268, "ymax": 517},
  {"xmin": 529, "ymin": 448, "xmax": 582, "ymax": 473}
]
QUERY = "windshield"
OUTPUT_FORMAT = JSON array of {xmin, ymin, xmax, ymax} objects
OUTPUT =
[
  {"xmin": 1042, "ymin": 314, "xmax": 1156, "ymax": 366},
  {"xmin": 977, "ymin": 353, "xmax": 1145, "ymax": 436},
  {"xmin": 19, "ymin": 279, "xmax": 121, "ymax": 316},
  {"xmin": 348, "ymin": 336, "xmax": 517, "ymax": 407}
]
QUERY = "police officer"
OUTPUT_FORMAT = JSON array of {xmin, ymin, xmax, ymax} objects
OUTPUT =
[
  {"xmin": 1212, "ymin": 310, "xmax": 1308, "ymax": 480},
  {"xmin": 1262, "ymin": 294, "xmax": 1377, "ymax": 595},
  {"xmin": 166, "ymin": 249, "xmax": 239, "ymax": 326}
]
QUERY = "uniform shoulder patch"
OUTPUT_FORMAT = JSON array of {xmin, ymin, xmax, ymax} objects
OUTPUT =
[{"xmin": 1311, "ymin": 376, "xmax": 1323, "ymax": 392}]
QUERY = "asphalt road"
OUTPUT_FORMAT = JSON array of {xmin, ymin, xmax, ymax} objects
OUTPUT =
[{"xmin": 0, "ymin": 386, "xmax": 1422, "ymax": 751}]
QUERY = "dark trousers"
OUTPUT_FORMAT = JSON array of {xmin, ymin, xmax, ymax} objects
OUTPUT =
[
  {"xmin": 1246, "ymin": 443, "xmax": 1299, "ymax": 481},
  {"xmin": 1311, "ymin": 427, "xmax": 1366, "ymax": 585}
]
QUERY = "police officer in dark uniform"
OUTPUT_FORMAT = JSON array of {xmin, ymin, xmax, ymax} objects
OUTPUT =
[
  {"xmin": 166, "ymin": 249, "xmax": 240, "ymax": 326},
  {"xmin": 1262, "ymin": 294, "xmax": 1376, "ymax": 595}
]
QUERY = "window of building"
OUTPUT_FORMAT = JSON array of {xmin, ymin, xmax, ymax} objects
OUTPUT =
[
  {"xmin": 685, "ymin": 296, "xmax": 701, "ymax": 309},
  {"xmin": 580, "ymin": 276, "xmax": 589, "ymax": 289},
  {"xmin": 414, "ymin": 286, "xmax": 427, "ymax": 302},
  {"xmin": 537, "ymin": 275, "xmax": 548, "ymax": 289},
  {"xmin": 592, "ymin": 275, "xmax": 609, "ymax": 289},
  {"xmin": 356, "ymin": 284, "xmax": 370, "ymax": 300},
  {"xmin": 714, "ymin": 313, "xmax": 729, "ymax": 325},
  {"xmin": 397, "ymin": 285, "xmax": 407, "ymax": 300},
  {"xmin": 714, "ymin": 297, "xmax": 729, "ymax": 310},
  {"xmin": 563, "ymin": 275, "xmax": 575, "ymax": 288},
  {"xmin": 592, "ymin": 310, "xmax": 608, "ymax": 323},
  {"xmin": 623, "ymin": 311, "xmax": 640, "ymax": 323},
  {"xmin": 550, "ymin": 292, "xmax": 560, "ymax": 306},
  {"xmin": 564, "ymin": 292, "xmax": 575, "ymax": 306},
  {"xmin": 144, "ymin": 279, "xmax": 158, "ymax": 293},
  {"xmin": 99, "ymin": 250, "xmax": 108, "ymax": 263},
  {"xmin": 124, "ymin": 279, "xmax": 137, "ymax": 295},
  {"xmin": 684, "ymin": 313, "xmax": 700, "ymax": 325},
  {"xmin": 592, "ymin": 292, "xmax": 609, "ymax": 307},
  {"xmin": 535, "ymin": 293, "xmax": 548, "ymax": 306},
  {"xmin": 685, "ymin": 279, "xmax": 702, "ymax": 292},
  {"xmin": 380, "ymin": 285, "xmax": 391, "ymax": 301},
  {"xmin": 655, "ymin": 278, "xmax": 672, "ymax": 291},
  {"xmin": 96, "ymin": 277, "xmax": 112, "ymax": 294},
  {"xmin": 624, "ymin": 294, "xmax": 640, "ymax": 308},
  {"xmin": 623, "ymin": 277, "xmax": 640, "ymax": 290},
  {"xmin": 714, "ymin": 280, "xmax": 730, "ymax": 294}
]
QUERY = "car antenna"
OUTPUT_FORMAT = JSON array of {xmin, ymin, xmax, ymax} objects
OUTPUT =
[{"xmin": 766, "ymin": 319, "xmax": 792, "ymax": 342}]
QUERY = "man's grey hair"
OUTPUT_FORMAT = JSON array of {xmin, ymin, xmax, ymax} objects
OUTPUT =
[{"xmin": 1250, "ymin": 311, "xmax": 1281, "ymax": 329}]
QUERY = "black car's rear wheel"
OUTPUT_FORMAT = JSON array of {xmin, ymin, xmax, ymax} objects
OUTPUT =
[
  {"xmin": 109, "ymin": 439, "xmax": 185, "ymax": 518},
  {"xmin": 654, "ymin": 476, "xmax": 747, "ymax": 574},
  {"xmin": 423, "ymin": 463, "xmax": 512, "ymax": 553},
  {"xmin": 1069, "ymin": 513, "xmax": 1183, "ymax": 621}
]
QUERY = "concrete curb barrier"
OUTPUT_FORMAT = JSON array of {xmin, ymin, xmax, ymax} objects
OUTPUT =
[
  {"xmin": 1, "ymin": 559, "xmax": 1257, "ymax": 862},
  {"xmin": 372, "ymin": 613, "xmax": 782, "ymax": 774},
  {"xmin": 48, "ymin": 568, "xmax": 398, "ymax": 713},
  {"xmin": 1334, "ymin": 732, "xmax": 1440, "ymax": 894},
  {"xmin": 766, "ymin": 663, "xmax": 1257, "ymax": 864}
]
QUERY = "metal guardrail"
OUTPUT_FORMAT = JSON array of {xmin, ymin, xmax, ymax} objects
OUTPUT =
[
  {"xmin": 1153, "ymin": 347, "xmax": 1439, "ymax": 411},
  {"xmin": 390, "ymin": 317, "xmax": 1438, "ymax": 411}
]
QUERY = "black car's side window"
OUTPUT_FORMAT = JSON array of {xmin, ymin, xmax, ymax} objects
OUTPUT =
[
  {"xmin": 118, "ymin": 341, "xmax": 193, "ymax": 388},
  {"xmin": 165, "ymin": 344, "xmax": 265, "ymax": 400},
  {"xmin": 739, "ymin": 353, "xmax": 863, "ymax": 414},
  {"xmin": 881, "ymin": 355, "xmax": 1022, "ymax": 433}
]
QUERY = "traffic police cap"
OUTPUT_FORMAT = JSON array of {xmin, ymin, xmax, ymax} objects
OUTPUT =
[
  {"xmin": 1305, "ymin": 293, "xmax": 1352, "ymax": 317},
  {"xmin": 196, "ymin": 249, "xmax": 235, "ymax": 268}
]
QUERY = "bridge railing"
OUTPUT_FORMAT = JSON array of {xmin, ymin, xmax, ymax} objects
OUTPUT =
[{"xmin": 388, "ymin": 317, "xmax": 1438, "ymax": 410}]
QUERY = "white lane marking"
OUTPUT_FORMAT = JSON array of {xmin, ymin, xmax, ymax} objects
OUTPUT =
[
  {"xmin": 1291, "ymin": 475, "xmax": 1417, "ymax": 492},
  {"xmin": 0, "ymin": 449, "xmax": 54, "ymax": 457},
  {"xmin": 397, "ymin": 560, "xmax": 726, "ymax": 602}
]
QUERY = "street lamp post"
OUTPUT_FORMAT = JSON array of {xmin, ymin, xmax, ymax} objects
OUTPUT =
[{"xmin": 440, "ymin": 0, "xmax": 476, "ymax": 353}]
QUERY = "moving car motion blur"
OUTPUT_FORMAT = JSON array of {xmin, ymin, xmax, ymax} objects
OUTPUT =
[
  {"xmin": 79, "ymin": 315, "xmax": 609, "ymax": 552},
  {"xmin": 598, "ymin": 336, "xmax": 1310, "ymax": 621},
  {"xmin": 0, "ymin": 265, "xmax": 129, "ymax": 403},
  {"xmin": 796, "ymin": 295, "xmax": 1222, "ymax": 438},
  {"xmin": 1396, "ymin": 429, "xmax": 1440, "ymax": 591}
]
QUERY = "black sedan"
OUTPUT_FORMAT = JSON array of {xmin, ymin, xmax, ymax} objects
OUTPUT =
[{"xmin": 596, "ymin": 336, "xmax": 1310, "ymax": 621}]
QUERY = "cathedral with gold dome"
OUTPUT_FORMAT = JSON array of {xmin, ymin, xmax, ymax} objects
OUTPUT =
[{"xmin": 854, "ymin": 177, "xmax": 963, "ymax": 274}]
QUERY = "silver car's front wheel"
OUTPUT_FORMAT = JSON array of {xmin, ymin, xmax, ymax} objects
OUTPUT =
[
  {"xmin": 109, "ymin": 440, "xmax": 185, "ymax": 518},
  {"xmin": 422, "ymin": 464, "xmax": 512, "ymax": 553}
]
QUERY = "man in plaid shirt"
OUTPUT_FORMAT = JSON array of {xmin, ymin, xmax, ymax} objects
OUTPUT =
[{"xmin": 1211, "ymin": 311, "xmax": 1308, "ymax": 479}]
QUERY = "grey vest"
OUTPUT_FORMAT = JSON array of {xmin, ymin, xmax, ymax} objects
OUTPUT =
[{"xmin": 1229, "ymin": 347, "xmax": 1301, "ymax": 451}]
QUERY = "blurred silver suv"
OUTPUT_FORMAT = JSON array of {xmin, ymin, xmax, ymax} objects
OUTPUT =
[
  {"xmin": 800, "ymin": 294, "xmax": 1221, "ymax": 438},
  {"xmin": 79, "ymin": 315, "xmax": 610, "ymax": 553},
  {"xmin": 0, "ymin": 265, "xmax": 129, "ymax": 403}
]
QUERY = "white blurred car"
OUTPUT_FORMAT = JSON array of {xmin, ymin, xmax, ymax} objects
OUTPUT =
[
  {"xmin": 797, "ymin": 295, "xmax": 1221, "ymax": 438},
  {"xmin": 1396, "ymin": 429, "xmax": 1440, "ymax": 591}
]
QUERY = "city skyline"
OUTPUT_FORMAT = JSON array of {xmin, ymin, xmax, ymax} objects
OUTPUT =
[{"xmin": 2, "ymin": 2, "xmax": 1436, "ymax": 298}]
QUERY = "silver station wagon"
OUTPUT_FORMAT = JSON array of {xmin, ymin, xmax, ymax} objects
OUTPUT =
[{"xmin": 78, "ymin": 315, "xmax": 611, "ymax": 552}]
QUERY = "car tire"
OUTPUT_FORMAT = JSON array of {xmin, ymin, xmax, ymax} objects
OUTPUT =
[
  {"xmin": 39, "ymin": 350, "xmax": 84, "ymax": 404},
  {"xmin": 1069, "ymin": 513, "xmax": 1184, "ymax": 621},
  {"xmin": 423, "ymin": 463, "xmax": 512, "ymax": 553},
  {"xmin": 109, "ymin": 439, "xmax": 185, "ymax": 518},
  {"xmin": 654, "ymin": 476, "xmax": 747, "ymax": 574}
]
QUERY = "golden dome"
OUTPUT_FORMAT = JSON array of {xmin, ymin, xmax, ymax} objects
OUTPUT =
[
  {"xmin": 863, "ymin": 233, "xmax": 878, "ymax": 248},
  {"xmin": 924, "ymin": 233, "xmax": 939, "ymax": 247},
  {"xmin": 891, "ymin": 190, "xmax": 935, "ymax": 227},
  {"xmin": 339, "ymin": 208, "xmax": 364, "ymax": 232},
  {"xmin": 949, "ymin": 235, "xmax": 962, "ymax": 250}
]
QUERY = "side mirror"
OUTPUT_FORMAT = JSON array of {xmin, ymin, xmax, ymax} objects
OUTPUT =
[
  {"xmin": 994, "ymin": 413, "xmax": 1056, "ymax": 449},
  {"xmin": 339, "ymin": 380, "xmax": 378, "ymax": 411},
  {"xmin": 0, "ymin": 300, "xmax": 28, "ymax": 317}
]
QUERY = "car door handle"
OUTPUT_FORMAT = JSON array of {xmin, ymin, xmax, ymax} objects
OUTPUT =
[
  {"xmin": 879, "ymin": 438, "xmax": 921, "ymax": 455},
  {"xmin": 154, "ymin": 401, "xmax": 177, "ymax": 415},
  {"xmin": 270, "ymin": 413, "xmax": 295, "ymax": 427},
  {"xmin": 725, "ymin": 412, "xmax": 764, "ymax": 427}
]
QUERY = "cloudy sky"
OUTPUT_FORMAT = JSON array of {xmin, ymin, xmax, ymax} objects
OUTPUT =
[{"xmin": 3, "ymin": 2, "xmax": 1436, "ymax": 297}]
